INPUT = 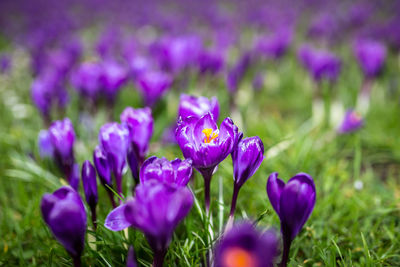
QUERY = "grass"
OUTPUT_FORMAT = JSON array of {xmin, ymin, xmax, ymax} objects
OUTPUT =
[{"xmin": 0, "ymin": 47, "xmax": 400, "ymax": 266}]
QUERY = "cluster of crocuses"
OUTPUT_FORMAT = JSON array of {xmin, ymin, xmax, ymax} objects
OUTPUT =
[{"xmin": 39, "ymin": 94, "xmax": 316, "ymax": 266}]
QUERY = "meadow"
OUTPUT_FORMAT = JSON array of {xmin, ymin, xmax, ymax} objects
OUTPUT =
[{"xmin": 0, "ymin": 1, "xmax": 400, "ymax": 266}]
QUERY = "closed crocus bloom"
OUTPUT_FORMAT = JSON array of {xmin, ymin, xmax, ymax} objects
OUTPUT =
[
  {"xmin": 99, "ymin": 122, "xmax": 130, "ymax": 196},
  {"xmin": 298, "ymin": 45, "xmax": 341, "ymax": 83},
  {"xmin": 354, "ymin": 39, "xmax": 386, "ymax": 78},
  {"xmin": 226, "ymin": 51, "xmax": 252, "ymax": 93},
  {"xmin": 228, "ymin": 136, "xmax": 264, "ymax": 224},
  {"xmin": 126, "ymin": 246, "xmax": 137, "ymax": 267},
  {"xmin": 267, "ymin": 172, "xmax": 316, "ymax": 267},
  {"xmin": 31, "ymin": 74, "xmax": 53, "ymax": 121},
  {"xmin": 70, "ymin": 62, "xmax": 102, "ymax": 99},
  {"xmin": 120, "ymin": 107, "xmax": 154, "ymax": 182},
  {"xmin": 176, "ymin": 112, "xmax": 238, "ymax": 213},
  {"xmin": 197, "ymin": 49, "xmax": 225, "ymax": 76},
  {"xmin": 338, "ymin": 109, "xmax": 363, "ymax": 134},
  {"xmin": 136, "ymin": 71, "xmax": 172, "ymax": 107},
  {"xmin": 254, "ymin": 28, "xmax": 292, "ymax": 60},
  {"xmin": 105, "ymin": 181, "xmax": 194, "ymax": 267},
  {"xmin": 41, "ymin": 186, "xmax": 87, "ymax": 266},
  {"xmin": 100, "ymin": 60, "xmax": 128, "ymax": 99},
  {"xmin": 38, "ymin": 129, "xmax": 54, "ymax": 159},
  {"xmin": 178, "ymin": 94, "xmax": 220, "ymax": 121},
  {"xmin": 215, "ymin": 222, "xmax": 279, "ymax": 267},
  {"xmin": 93, "ymin": 145, "xmax": 112, "ymax": 186},
  {"xmin": 69, "ymin": 163, "xmax": 81, "ymax": 191},
  {"xmin": 48, "ymin": 118, "xmax": 76, "ymax": 186},
  {"xmin": 140, "ymin": 156, "xmax": 193, "ymax": 186},
  {"xmin": 81, "ymin": 160, "xmax": 98, "ymax": 229}
]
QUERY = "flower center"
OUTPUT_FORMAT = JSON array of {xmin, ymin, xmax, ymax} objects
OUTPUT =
[
  {"xmin": 349, "ymin": 111, "xmax": 361, "ymax": 124},
  {"xmin": 222, "ymin": 247, "xmax": 257, "ymax": 267},
  {"xmin": 202, "ymin": 128, "xmax": 218, "ymax": 143}
]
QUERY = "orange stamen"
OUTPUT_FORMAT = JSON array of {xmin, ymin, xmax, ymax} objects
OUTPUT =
[
  {"xmin": 202, "ymin": 128, "xmax": 218, "ymax": 143},
  {"xmin": 222, "ymin": 247, "xmax": 257, "ymax": 267}
]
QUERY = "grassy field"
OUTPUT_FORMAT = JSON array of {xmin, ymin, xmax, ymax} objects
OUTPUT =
[{"xmin": 0, "ymin": 47, "xmax": 400, "ymax": 266}]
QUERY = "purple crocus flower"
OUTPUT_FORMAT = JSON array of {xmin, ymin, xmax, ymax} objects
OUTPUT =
[
  {"xmin": 228, "ymin": 136, "xmax": 264, "ymax": 223},
  {"xmin": 38, "ymin": 129, "xmax": 54, "ymax": 159},
  {"xmin": 128, "ymin": 55, "xmax": 152, "ymax": 80},
  {"xmin": 104, "ymin": 181, "xmax": 194, "ymax": 267},
  {"xmin": 81, "ymin": 160, "xmax": 98, "ymax": 229},
  {"xmin": 254, "ymin": 28, "xmax": 292, "ymax": 60},
  {"xmin": 41, "ymin": 186, "xmax": 86, "ymax": 266},
  {"xmin": 98, "ymin": 122, "xmax": 130, "ymax": 197},
  {"xmin": 266, "ymin": 172, "xmax": 316, "ymax": 267},
  {"xmin": 297, "ymin": 45, "xmax": 341, "ymax": 83},
  {"xmin": 70, "ymin": 62, "xmax": 102, "ymax": 99},
  {"xmin": 120, "ymin": 107, "xmax": 154, "ymax": 183},
  {"xmin": 140, "ymin": 156, "xmax": 193, "ymax": 186},
  {"xmin": 93, "ymin": 145, "xmax": 116, "ymax": 208},
  {"xmin": 197, "ymin": 48, "xmax": 225, "ymax": 76},
  {"xmin": 0, "ymin": 53, "xmax": 11, "ymax": 74},
  {"xmin": 93, "ymin": 145, "xmax": 112, "ymax": 186},
  {"xmin": 100, "ymin": 60, "xmax": 128, "ymax": 101},
  {"xmin": 48, "ymin": 118, "xmax": 76, "ymax": 187},
  {"xmin": 353, "ymin": 39, "xmax": 386, "ymax": 79},
  {"xmin": 226, "ymin": 51, "xmax": 253, "ymax": 94},
  {"xmin": 136, "ymin": 71, "xmax": 173, "ymax": 107},
  {"xmin": 215, "ymin": 221, "xmax": 279, "ymax": 267},
  {"xmin": 69, "ymin": 163, "xmax": 81, "ymax": 191},
  {"xmin": 338, "ymin": 109, "xmax": 363, "ymax": 134},
  {"xmin": 126, "ymin": 246, "xmax": 137, "ymax": 267},
  {"xmin": 178, "ymin": 94, "xmax": 220, "ymax": 121},
  {"xmin": 31, "ymin": 73, "xmax": 55, "ymax": 123},
  {"xmin": 175, "ymin": 112, "xmax": 238, "ymax": 213}
]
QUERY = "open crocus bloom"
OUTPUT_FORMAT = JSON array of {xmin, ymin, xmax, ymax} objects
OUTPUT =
[
  {"xmin": 175, "ymin": 112, "xmax": 238, "ymax": 170},
  {"xmin": 140, "ymin": 156, "xmax": 193, "ymax": 186},
  {"xmin": 214, "ymin": 221, "xmax": 279, "ymax": 267}
]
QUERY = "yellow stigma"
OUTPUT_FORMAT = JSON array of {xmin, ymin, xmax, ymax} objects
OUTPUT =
[
  {"xmin": 202, "ymin": 128, "xmax": 218, "ymax": 143},
  {"xmin": 222, "ymin": 247, "xmax": 257, "ymax": 267}
]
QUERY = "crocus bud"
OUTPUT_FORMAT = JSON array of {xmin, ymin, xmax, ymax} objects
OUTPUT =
[
  {"xmin": 197, "ymin": 48, "xmax": 225, "ymax": 76},
  {"xmin": 48, "ymin": 118, "xmax": 76, "ymax": 184},
  {"xmin": 81, "ymin": 160, "xmax": 98, "ymax": 208},
  {"xmin": 120, "ymin": 107, "xmax": 154, "ymax": 165},
  {"xmin": 354, "ymin": 39, "xmax": 386, "ymax": 79},
  {"xmin": 178, "ymin": 94, "xmax": 219, "ymax": 121},
  {"xmin": 254, "ymin": 28, "xmax": 292, "ymax": 60},
  {"xmin": 226, "ymin": 51, "xmax": 252, "ymax": 93},
  {"xmin": 297, "ymin": 44, "xmax": 341, "ymax": 83},
  {"xmin": 48, "ymin": 118, "xmax": 75, "ymax": 165},
  {"xmin": 70, "ymin": 62, "xmax": 102, "ymax": 99},
  {"xmin": 232, "ymin": 136, "xmax": 264, "ymax": 188},
  {"xmin": 266, "ymin": 172, "xmax": 316, "ymax": 267},
  {"xmin": 126, "ymin": 246, "xmax": 137, "ymax": 267},
  {"xmin": 93, "ymin": 145, "xmax": 112, "ymax": 186},
  {"xmin": 98, "ymin": 122, "xmax": 130, "ymax": 196},
  {"xmin": 41, "ymin": 186, "xmax": 87, "ymax": 265},
  {"xmin": 120, "ymin": 107, "xmax": 154, "ymax": 182},
  {"xmin": 228, "ymin": 136, "xmax": 264, "ymax": 223},
  {"xmin": 105, "ymin": 181, "xmax": 194, "ymax": 267},
  {"xmin": 69, "ymin": 163, "xmax": 80, "ymax": 191},
  {"xmin": 38, "ymin": 129, "xmax": 54, "ymax": 159},
  {"xmin": 140, "ymin": 156, "xmax": 192, "ymax": 186},
  {"xmin": 338, "ymin": 109, "xmax": 363, "ymax": 134},
  {"xmin": 136, "ymin": 71, "xmax": 172, "ymax": 107},
  {"xmin": 100, "ymin": 60, "xmax": 128, "ymax": 99},
  {"xmin": 215, "ymin": 221, "xmax": 279, "ymax": 267}
]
